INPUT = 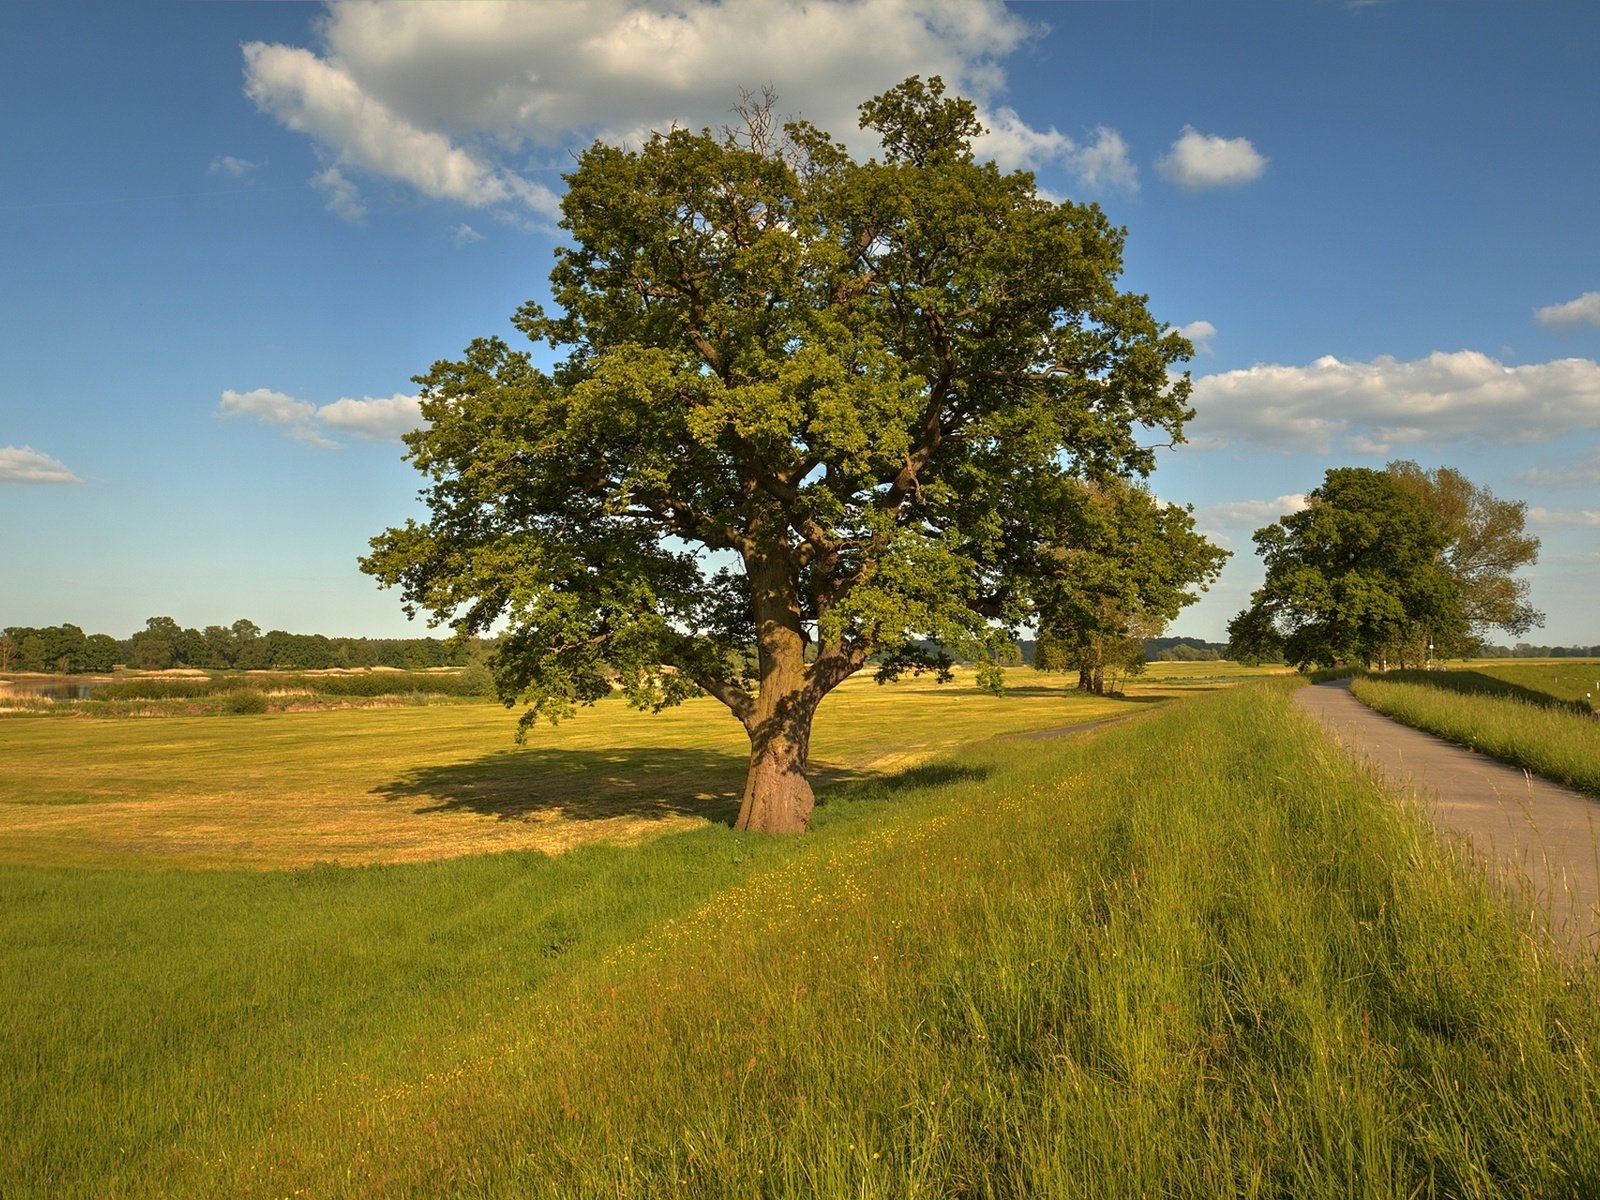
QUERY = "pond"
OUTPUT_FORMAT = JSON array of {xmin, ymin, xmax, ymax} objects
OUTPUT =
[{"xmin": 0, "ymin": 679, "xmax": 111, "ymax": 701}]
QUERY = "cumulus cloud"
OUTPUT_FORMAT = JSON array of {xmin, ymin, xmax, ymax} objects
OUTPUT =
[
  {"xmin": 1197, "ymin": 494, "xmax": 1308, "ymax": 527},
  {"xmin": 1528, "ymin": 507, "xmax": 1600, "ymax": 529},
  {"xmin": 1157, "ymin": 126, "xmax": 1267, "ymax": 190},
  {"xmin": 218, "ymin": 387, "xmax": 337, "ymax": 446},
  {"xmin": 1176, "ymin": 319, "xmax": 1217, "ymax": 354},
  {"xmin": 450, "ymin": 223, "xmax": 484, "ymax": 245},
  {"xmin": 977, "ymin": 113, "xmax": 1138, "ymax": 187},
  {"xmin": 1189, "ymin": 350, "xmax": 1600, "ymax": 453},
  {"xmin": 1535, "ymin": 291, "xmax": 1600, "ymax": 331},
  {"xmin": 0, "ymin": 446, "xmax": 81, "ymax": 485},
  {"xmin": 207, "ymin": 154, "xmax": 263, "ymax": 178},
  {"xmin": 242, "ymin": 0, "xmax": 1127, "ymax": 218},
  {"xmin": 217, "ymin": 387, "xmax": 423, "ymax": 446},
  {"xmin": 317, "ymin": 393, "xmax": 425, "ymax": 441}
]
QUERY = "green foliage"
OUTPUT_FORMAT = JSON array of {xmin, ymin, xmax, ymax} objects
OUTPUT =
[
  {"xmin": 1386, "ymin": 459, "xmax": 1542, "ymax": 649},
  {"xmin": 221, "ymin": 689, "xmax": 268, "ymax": 715},
  {"xmin": 1228, "ymin": 467, "xmax": 1464, "ymax": 669},
  {"xmin": 2, "ymin": 624, "xmax": 92, "ymax": 673},
  {"xmin": 1034, "ymin": 479, "xmax": 1227, "ymax": 692},
  {"xmin": 363, "ymin": 77, "xmax": 1201, "ymax": 826}
]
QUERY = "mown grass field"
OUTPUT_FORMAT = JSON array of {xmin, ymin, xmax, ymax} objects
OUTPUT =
[
  {"xmin": 1351, "ymin": 659, "xmax": 1600, "ymax": 796},
  {"xmin": 0, "ymin": 668, "xmax": 1144, "ymax": 869},
  {"xmin": 4, "ymin": 679, "xmax": 1599, "ymax": 1197}
]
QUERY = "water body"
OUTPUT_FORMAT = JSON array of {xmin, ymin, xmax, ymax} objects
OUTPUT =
[{"xmin": 0, "ymin": 679, "xmax": 109, "ymax": 701}]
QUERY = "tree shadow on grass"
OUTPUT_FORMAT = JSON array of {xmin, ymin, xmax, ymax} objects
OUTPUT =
[
  {"xmin": 996, "ymin": 685, "xmax": 1161, "ymax": 704},
  {"xmin": 374, "ymin": 746, "xmax": 860, "ymax": 827},
  {"xmin": 1386, "ymin": 669, "xmax": 1590, "ymax": 714}
]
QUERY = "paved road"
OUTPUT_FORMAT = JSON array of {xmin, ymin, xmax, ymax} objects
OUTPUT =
[{"xmin": 1295, "ymin": 679, "xmax": 1600, "ymax": 955}]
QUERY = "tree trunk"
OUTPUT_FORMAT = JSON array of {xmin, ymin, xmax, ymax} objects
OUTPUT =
[
  {"xmin": 733, "ymin": 543, "xmax": 821, "ymax": 834},
  {"xmin": 735, "ymin": 698, "xmax": 817, "ymax": 833}
]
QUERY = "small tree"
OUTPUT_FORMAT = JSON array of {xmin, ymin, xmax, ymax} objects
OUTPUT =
[
  {"xmin": 1227, "ymin": 468, "xmax": 1464, "ymax": 670},
  {"xmin": 1033, "ymin": 480, "xmax": 1227, "ymax": 694},
  {"xmin": 364, "ymin": 77, "xmax": 1200, "ymax": 833}
]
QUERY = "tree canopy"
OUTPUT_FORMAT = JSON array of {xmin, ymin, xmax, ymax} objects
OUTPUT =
[
  {"xmin": 1226, "ymin": 464, "xmax": 1539, "ymax": 670},
  {"xmin": 1033, "ymin": 480, "xmax": 1227, "ymax": 693},
  {"xmin": 1385, "ymin": 460, "xmax": 1541, "ymax": 650},
  {"xmin": 363, "ymin": 77, "xmax": 1208, "ymax": 833}
]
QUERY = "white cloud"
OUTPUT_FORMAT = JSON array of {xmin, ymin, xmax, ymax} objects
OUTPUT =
[
  {"xmin": 1528, "ymin": 507, "xmax": 1600, "ymax": 529},
  {"xmin": 1067, "ymin": 126, "xmax": 1138, "ymax": 192},
  {"xmin": 243, "ymin": 38, "xmax": 561, "ymax": 219},
  {"xmin": 311, "ymin": 165, "xmax": 366, "ymax": 223},
  {"xmin": 207, "ymin": 154, "xmax": 263, "ymax": 178},
  {"xmin": 217, "ymin": 388, "xmax": 423, "ymax": 446},
  {"xmin": 1157, "ymin": 126, "xmax": 1267, "ymax": 190},
  {"xmin": 1189, "ymin": 350, "xmax": 1600, "ymax": 453},
  {"xmin": 243, "ymin": 0, "xmax": 1120, "ymax": 217},
  {"xmin": 1197, "ymin": 494, "xmax": 1307, "ymax": 528},
  {"xmin": 0, "ymin": 446, "xmax": 81, "ymax": 485},
  {"xmin": 450, "ymin": 223, "xmax": 484, "ymax": 245},
  {"xmin": 218, "ymin": 387, "xmax": 337, "ymax": 447},
  {"xmin": 977, "ymin": 112, "xmax": 1137, "ymax": 189},
  {"xmin": 317, "ymin": 393, "xmax": 425, "ymax": 441},
  {"xmin": 1176, "ymin": 319, "xmax": 1217, "ymax": 354},
  {"xmin": 1535, "ymin": 291, "xmax": 1600, "ymax": 331}
]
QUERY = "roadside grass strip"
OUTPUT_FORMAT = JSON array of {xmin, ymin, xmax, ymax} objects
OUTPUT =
[
  {"xmin": 1352, "ymin": 674, "xmax": 1600, "ymax": 796},
  {"xmin": 5, "ymin": 683, "xmax": 1599, "ymax": 1197}
]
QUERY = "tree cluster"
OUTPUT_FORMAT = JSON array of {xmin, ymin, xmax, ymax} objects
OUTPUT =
[
  {"xmin": 1476, "ymin": 643, "xmax": 1600, "ymax": 659},
  {"xmin": 1227, "ymin": 463, "xmax": 1541, "ymax": 670},
  {"xmin": 1, "ymin": 618, "xmax": 474, "ymax": 674},
  {"xmin": 0, "ymin": 625, "xmax": 120, "ymax": 674}
]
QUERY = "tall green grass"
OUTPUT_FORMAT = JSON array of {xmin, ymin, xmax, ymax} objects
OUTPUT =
[
  {"xmin": 1352, "ymin": 674, "xmax": 1600, "ymax": 795},
  {"xmin": 5, "ymin": 684, "xmax": 1599, "ymax": 1197}
]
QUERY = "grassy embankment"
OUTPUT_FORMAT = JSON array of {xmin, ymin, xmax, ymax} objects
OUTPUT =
[
  {"xmin": 4, "ymin": 679, "xmax": 1598, "ymax": 1197},
  {"xmin": 1351, "ymin": 660, "xmax": 1600, "ymax": 796}
]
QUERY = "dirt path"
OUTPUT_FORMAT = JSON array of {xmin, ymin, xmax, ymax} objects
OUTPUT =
[{"xmin": 1295, "ymin": 679, "xmax": 1600, "ymax": 955}]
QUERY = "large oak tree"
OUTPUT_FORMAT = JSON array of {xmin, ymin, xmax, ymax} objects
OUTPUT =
[
  {"xmin": 1226, "ymin": 468, "xmax": 1466, "ymax": 669},
  {"xmin": 363, "ymin": 78, "xmax": 1200, "ymax": 833}
]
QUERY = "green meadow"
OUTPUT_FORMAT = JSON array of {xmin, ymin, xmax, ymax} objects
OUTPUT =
[
  {"xmin": 4, "ymin": 670, "xmax": 1598, "ymax": 1197},
  {"xmin": 1351, "ymin": 660, "xmax": 1600, "ymax": 796}
]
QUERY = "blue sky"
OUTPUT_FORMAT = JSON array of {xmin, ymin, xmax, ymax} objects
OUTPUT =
[{"xmin": 3, "ymin": 0, "xmax": 1597, "ymax": 646}]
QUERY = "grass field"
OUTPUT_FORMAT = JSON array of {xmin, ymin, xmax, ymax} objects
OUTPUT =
[
  {"xmin": 1351, "ymin": 660, "xmax": 1600, "ymax": 796},
  {"xmin": 1453, "ymin": 659, "xmax": 1600, "ymax": 708},
  {"xmin": 4, "ymin": 681, "xmax": 1597, "ymax": 1198},
  {"xmin": 0, "ymin": 668, "xmax": 1146, "ymax": 869}
]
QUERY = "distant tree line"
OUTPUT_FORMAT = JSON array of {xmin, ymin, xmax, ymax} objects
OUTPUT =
[
  {"xmin": 1473, "ymin": 643, "xmax": 1600, "ymax": 659},
  {"xmin": 1016, "ymin": 636, "xmax": 1226, "ymax": 668},
  {"xmin": 0, "ymin": 617, "xmax": 474, "ymax": 674}
]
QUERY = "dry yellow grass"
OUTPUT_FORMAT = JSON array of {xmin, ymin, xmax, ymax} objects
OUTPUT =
[{"xmin": 0, "ymin": 669, "xmax": 1134, "ymax": 870}]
